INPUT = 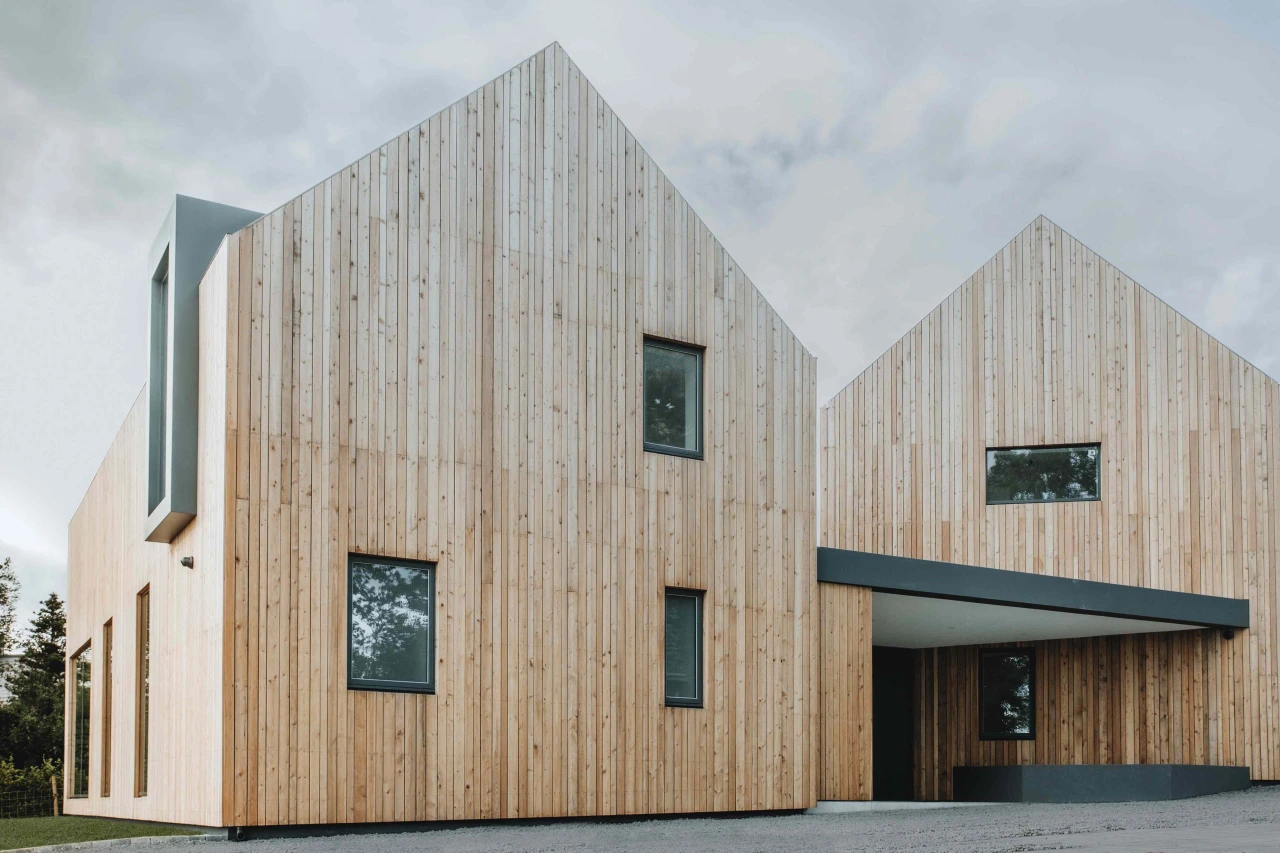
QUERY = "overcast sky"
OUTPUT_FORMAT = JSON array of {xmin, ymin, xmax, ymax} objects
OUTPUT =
[{"xmin": 1, "ymin": 0, "xmax": 1277, "ymax": 631}]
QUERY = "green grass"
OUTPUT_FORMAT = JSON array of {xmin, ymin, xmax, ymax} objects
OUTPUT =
[{"xmin": 0, "ymin": 815, "xmax": 200, "ymax": 851}]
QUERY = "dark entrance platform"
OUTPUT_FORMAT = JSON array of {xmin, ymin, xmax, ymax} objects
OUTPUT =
[{"xmin": 953, "ymin": 764, "xmax": 1251, "ymax": 803}]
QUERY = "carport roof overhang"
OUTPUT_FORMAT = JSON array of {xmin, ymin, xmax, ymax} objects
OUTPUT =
[{"xmin": 817, "ymin": 547, "xmax": 1250, "ymax": 649}]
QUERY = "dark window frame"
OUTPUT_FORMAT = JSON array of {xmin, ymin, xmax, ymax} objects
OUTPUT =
[
  {"xmin": 985, "ymin": 442, "xmax": 1101, "ymax": 506},
  {"xmin": 978, "ymin": 647, "xmax": 1036, "ymax": 741},
  {"xmin": 347, "ymin": 554, "xmax": 436, "ymax": 695},
  {"xmin": 642, "ymin": 337, "xmax": 705, "ymax": 461},
  {"xmin": 664, "ymin": 587, "xmax": 705, "ymax": 709}
]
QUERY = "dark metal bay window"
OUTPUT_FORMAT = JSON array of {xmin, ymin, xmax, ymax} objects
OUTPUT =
[
  {"xmin": 348, "ymin": 556, "xmax": 435, "ymax": 693},
  {"xmin": 980, "ymin": 648, "xmax": 1035, "ymax": 740},
  {"xmin": 664, "ymin": 589, "xmax": 703, "ymax": 708},
  {"xmin": 986, "ymin": 444, "xmax": 1100, "ymax": 504},
  {"xmin": 643, "ymin": 338, "xmax": 703, "ymax": 459}
]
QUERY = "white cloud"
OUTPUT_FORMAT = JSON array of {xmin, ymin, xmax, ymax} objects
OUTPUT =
[
  {"xmin": 966, "ymin": 82, "xmax": 1037, "ymax": 149},
  {"xmin": 865, "ymin": 65, "xmax": 949, "ymax": 153}
]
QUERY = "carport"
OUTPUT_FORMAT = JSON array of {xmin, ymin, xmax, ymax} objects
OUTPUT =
[{"xmin": 817, "ymin": 548, "xmax": 1251, "ymax": 803}]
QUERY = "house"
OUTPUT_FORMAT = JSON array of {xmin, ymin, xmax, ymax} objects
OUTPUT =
[
  {"xmin": 64, "ymin": 43, "xmax": 816, "ymax": 828},
  {"xmin": 63, "ymin": 44, "xmax": 1275, "ymax": 831},
  {"xmin": 817, "ymin": 217, "xmax": 1273, "ymax": 803}
]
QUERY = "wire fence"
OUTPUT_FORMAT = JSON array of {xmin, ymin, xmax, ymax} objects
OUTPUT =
[{"xmin": 0, "ymin": 777, "xmax": 60, "ymax": 820}]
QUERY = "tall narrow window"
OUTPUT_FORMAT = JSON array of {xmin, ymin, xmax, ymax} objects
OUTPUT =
[
  {"xmin": 664, "ymin": 589, "xmax": 703, "ymax": 708},
  {"xmin": 979, "ymin": 648, "xmax": 1035, "ymax": 740},
  {"xmin": 134, "ymin": 587, "xmax": 150, "ymax": 796},
  {"xmin": 70, "ymin": 643, "xmax": 92, "ymax": 798},
  {"xmin": 101, "ymin": 619, "xmax": 113, "ymax": 797},
  {"xmin": 147, "ymin": 254, "xmax": 170, "ymax": 515},
  {"xmin": 348, "ymin": 556, "xmax": 435, "ymax": 693},
  {"xmin": 986, "ymin": 444, "xmax": 1100, "ymax": 504},
  {"xmin": 643, "ymin": 338, "xmax": 703, "ymax": 459}
]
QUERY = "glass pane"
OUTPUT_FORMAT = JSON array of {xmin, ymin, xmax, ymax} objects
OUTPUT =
[
  {"xmin": 73, "ymin": 648, "xmax": 92, "ymax": 798},
  {"xmin": 350, "ymin": 561, "xmax": 432, "ymax": 686},
  {"xmin": 986, "ymin": 445, "xmax": 1099, "ymax": 503},
  {"xmin": 102, "ymin": 621, "xmax": 112, "ymax": 798},
  {"xmin": 136, "ymin": 590, "xmax": 150, "ymax": 796},
  {"xmin": 644, "ymin": 343, "xmax": 700, "ymax": 453},
  {"xmin": 981, "ymin": 651, "xmax": 1033, "ymax": 737},
  {"xmin": 665, "ymin": 593, "xmax": 700, "ymax": 702}
]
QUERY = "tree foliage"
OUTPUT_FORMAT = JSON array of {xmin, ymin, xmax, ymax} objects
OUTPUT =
[
  {"xmin": 986, "ymin": 446, "xmax": 1099, "ymax": 503},
  {"xmin": 349, "ymin": 563, "xmax": 431, "ymax": 684},
  {"xmin": 982, "ymin": 652, "xmax": 1033, "ymax": 736},
  {"xmin": 0, "ymin": 593, "xmax": 66, "ymax": 767},
  {"xmin": 643, "ymin": 347, "xmax": 697, "ymax": 450},
  {"xmin": 0, "ymin": 557, "xmax": 17, "ymax": 657}
]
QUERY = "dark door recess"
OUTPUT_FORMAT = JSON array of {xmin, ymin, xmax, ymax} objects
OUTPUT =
[{"xmin": 872, "ymin": 646, "xmax": 915, "ymax": 801}]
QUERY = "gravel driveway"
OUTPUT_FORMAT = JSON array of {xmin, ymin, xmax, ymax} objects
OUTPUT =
[{"xmin": 205, "ymin": 785, "xmax": 1280, "ymax": 852}]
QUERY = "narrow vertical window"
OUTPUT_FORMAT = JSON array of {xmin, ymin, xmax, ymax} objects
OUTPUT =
[
  {"xmin": 147, "ymin": 254, "xmax": 170, "ymax": 515},
  {"xmin": 135, "ymin": 587, "xmax": 150, "ymax": 796},
  {"xmin": 643, "ymin": 338, "xmax": 703, "ymax": 459},
  {"xmin": 979, "ymin": 648, "xmax": 1035, "ymax": 740},
  {"xmin": 348, "ymin": 556, "xmax": 435, "ymax": 693},
  {"xmin": 664, "ymin": 589, "xmax": 703, "ymax": 708},
  {"xmin": 101, "ymin": 619, "xmax": 113, "ymax": 797},
  {"xmin": 70, "ymin": 643, "xmax": 92, "ymax": 798}
]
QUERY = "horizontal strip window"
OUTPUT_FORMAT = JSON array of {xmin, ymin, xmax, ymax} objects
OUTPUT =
[
  {"xmin": 348, "ymin": 555, "xmax": 435, "ymax": 694},
  {"xmin": 986, "ymin": 444, "xmax": 1100, "ymax": 504}
]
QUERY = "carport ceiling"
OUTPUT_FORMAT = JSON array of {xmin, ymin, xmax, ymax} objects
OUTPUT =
[{"xmin": 871, "ymin": 592, "xmax": 1202, "ymax": 649}]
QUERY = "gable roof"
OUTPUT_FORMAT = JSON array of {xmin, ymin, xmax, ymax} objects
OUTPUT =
[
  {"xmin": 240, "ymin": 42, "xmax": 811, "ymax": 359},
  {"xmin": 823, "ymin": 213, "xmax": 1278, "ymax": 410}
]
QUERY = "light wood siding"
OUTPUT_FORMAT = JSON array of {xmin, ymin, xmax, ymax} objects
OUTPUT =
[
  {"xmin": 65, "ymin": 240, "xmax": 235, "ymax": 825},
  {"xmin": 820, "ymin": 215, "xmax": 1280, "ymax": 796},
  {"xmin": 913, "ymin": 633, "xmax": 1225, "ymax": 800},
  {"xmin": 221, "ymin": 43, "xmax": 817, "ymax": 825},
  {"xmin": 816, "ymin": 583, "xmax": 872, "ymax": 800}
]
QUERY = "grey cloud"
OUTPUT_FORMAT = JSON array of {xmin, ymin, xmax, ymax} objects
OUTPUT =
[{"xmin": 0, "ymin": 0, "xmax": 1277, "ymax": 614}]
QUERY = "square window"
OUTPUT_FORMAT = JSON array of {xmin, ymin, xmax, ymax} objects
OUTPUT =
[
  {"xmin": 986, "ymin": 444, "xmax": 1100, "ymax": 504},
  {"xmin": 644, "ymin": 339, "xmax": 703, "ymax": 459},
  {"xmin": 664, "ymin": 589, "xmax": 704, "ymax": 708},
  {"xmin": 348, "ymin": 556, "xmax": 435, "ymax": 693},
  {"xmin": 979, "ymin": 649, "xmax": 1035, "ymax": 740}
]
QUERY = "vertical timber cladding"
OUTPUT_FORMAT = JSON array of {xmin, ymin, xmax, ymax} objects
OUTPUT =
[
  {"xmin": 816, "ymin": 583, "xmax": 872, "ymax": 801},
  {"xmin": 224, "ymin": 44, "xmax": 818, "ymax": 826},
  {"xmin": 64, "ymin": 242, "xmax": 235, "ymax": 826},
  {"xmin": 915, "ymin": 634, "xmax": 1227, "ymax": 801},
  {"xmin": 820, "ymin": 215, "xmax": 1280, "ymax": 797}
]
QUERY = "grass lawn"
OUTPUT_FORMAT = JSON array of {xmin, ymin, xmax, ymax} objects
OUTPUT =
[{"xmin": 0, "ymin": 816, "xmax": 200, "ymax": 851}]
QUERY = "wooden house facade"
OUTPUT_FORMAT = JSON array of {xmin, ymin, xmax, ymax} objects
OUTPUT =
[
  {"xmin": 819, "ymin": 216, "xmax": 1277, "ymax": 801},
  {"xmin": 65, "ymin": 47, "xmax": 1272, "ymax": 831},
  {"xmin": 65, "ymin": 44, "xmax": 817, "ymax": 828}
]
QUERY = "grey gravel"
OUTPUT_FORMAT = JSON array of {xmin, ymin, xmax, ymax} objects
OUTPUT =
[{"xmin": 208, "ymin": 786, "xmax": 1280, "ymax": 852}]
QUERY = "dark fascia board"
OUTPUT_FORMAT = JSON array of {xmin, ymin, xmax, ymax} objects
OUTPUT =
[
  {"xmin": 143, "ymin": 195, "xmax": 261, "ymax": 543},
  {"xmin": 816, "ymin": 547, "xmax": 1249, "ymax": 630}
]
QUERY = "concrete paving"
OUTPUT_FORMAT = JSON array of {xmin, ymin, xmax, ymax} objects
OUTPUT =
[{"xmin": 205, "ymin": 785, "xmax": 1280, "ymax": 852}]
